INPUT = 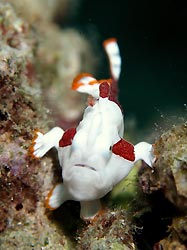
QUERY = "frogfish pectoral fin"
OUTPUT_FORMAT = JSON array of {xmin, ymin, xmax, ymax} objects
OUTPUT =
[
  {"xmin": 111, "ymin": 138, "xmax": 135, "ymax": 162},
  {"xmin": 80, "ymin": 199, "xmax": 102, "ymax": 220},
  {"xmin": 45, "ymin": 183, "xmax": 69, "ymax": 210},
  {"xmin": 28, "ymin": 127, "xmax": 64, "ymax": 159}
]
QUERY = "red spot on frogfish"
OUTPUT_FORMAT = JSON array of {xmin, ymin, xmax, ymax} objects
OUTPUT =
[
  {"xmin": 112, "ymin": 139, "xmax": 135, "ymax": 161},
  {"xmin": 59, "ymin": 128, "xmax": 76, "ymax": 147},
  {"xmin": 99, "ymin": 82, "xmax": 110, "ymax": 98}
]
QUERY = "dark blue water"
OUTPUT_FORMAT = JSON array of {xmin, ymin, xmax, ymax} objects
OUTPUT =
[{"xmin": 63, "ymin": 0, "xmax": 187, "ymax": 129}]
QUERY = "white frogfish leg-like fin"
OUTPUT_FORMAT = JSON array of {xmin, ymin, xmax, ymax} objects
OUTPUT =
[
  {"xmin": 134, "ymin": 142, "xmax": 156, "ymax": 167},
  {"xmin": 80, "ymin": 199, "xmax": 102, "ymax": 220},
  {"xmin": 29, "ymin": 127, "xmax": 64, "ymax": 158},
  {"xmin": 45, "ymin": 183, "xmax": 70, "ymax": 210},
  {"xmin": 103, "ymin": 38, "xmax": 121, "ymax": 82}
]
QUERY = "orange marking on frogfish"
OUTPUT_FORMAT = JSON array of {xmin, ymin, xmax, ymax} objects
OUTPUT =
[
  {"xmin": 98, "ymin": 78, "xmax": 112, "ymax": 85},
  {"xmin": 103, "ymin": 37, "xmax": 117, "ymax": 48},
  {"xmin": 71, "ymin": 82, "xmax": 84, "ymax": 90},
  {"xmin": 45, "ymin": 185, "xmax": 58, "ymax": 210},
  {"xmin": 27, "ymin": 129, "xmax": 41, "ymax": 159},
  {"xmin": 71, "ymin": 72, "xmax": 93, "ymax": 90},
  {"xmin": 89, "ymin": 208, "xmax": 105, "ymax": 224},
  {"xmin": 88, "ymin": 79, "xmax": 99, "ymax": 85}
]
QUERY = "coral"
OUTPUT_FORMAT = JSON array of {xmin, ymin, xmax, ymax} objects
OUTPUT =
[
  {"xmin": 0, "ymin": 2, "xmax": 42, "ymax": 234},
  {"xmin": 6, "ymin": 0, "xmax": 96, "ymax": 129},
  {"xmin": 0, "ymin": 1, "xmax": 93, "ymax": 249},
  {"xmin": 154, "ymin": 240, "xmax": 186, "ymax": 250},
  {"xmin": 153, "ymin": 216, "xmax": 187, "ymax": 249},
  {"xmin": 139, "ymin": 123, "xmax": 187, "ymax": 210},
  {"xmin": 138, "ymin": 123, "xmax": 187, "ymax": 248},
  {"xmin": 77, "ymin": 208, "xmax": 135, "ymax": 250}
]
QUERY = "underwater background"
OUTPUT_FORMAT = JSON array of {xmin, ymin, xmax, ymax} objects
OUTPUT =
[{"xmin": 63, "ymin": 0, "xmax": 187, "ymax": 130}]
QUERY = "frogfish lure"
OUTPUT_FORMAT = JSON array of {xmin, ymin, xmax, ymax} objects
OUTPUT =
[
  {"xmin": 71, "ymin": 38, "xmax": 121, "ymax": 106},
  {"xmin": 30, "ymin": 38, "xmax": 155, "ymax": 220}
]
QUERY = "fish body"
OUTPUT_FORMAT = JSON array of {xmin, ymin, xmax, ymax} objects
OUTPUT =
[
  {"xmin": 30, "ymin": 39, "xmax": 155, "ymax": 220},
  {"xmin": 59, "ymin": 82, "xmax": 124, "ymax": 202}
]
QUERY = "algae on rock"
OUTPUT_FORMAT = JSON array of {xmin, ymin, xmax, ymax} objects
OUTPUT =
[
  {"xmin": 77, "ymin": 209, "xmax": 135, "ymax": 250},
  {"xmin": 0, "ymin": 1, "xmax": 93, "ymax": 249},
  {"xmin": 139, "ymin": 123, "xmax": 187, "ymax": 249},
  {"xmin": 139, "ymin": 123, "xmax": 187, "ymax": 210}
]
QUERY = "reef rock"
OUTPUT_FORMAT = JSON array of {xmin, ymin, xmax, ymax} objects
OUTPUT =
[
  {"xmin": 139, "ymin": 123, "xmax": 187, "ymax": 248},
  {"xmin": 139, "ymin": 123, "xmax": 187, "ymax": 210},
  {"xmin": 0, "ymin": 1, "xmax": 94, "ymax": 249},
  {"xmin": 77, "ymin": 208, "xmax": 135, "ymax": 250}
]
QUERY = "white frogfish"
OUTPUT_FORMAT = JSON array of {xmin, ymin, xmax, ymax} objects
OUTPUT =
[{"xmin": 30, "ymin": 38, "xmax": 155, "ymax": 220}]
